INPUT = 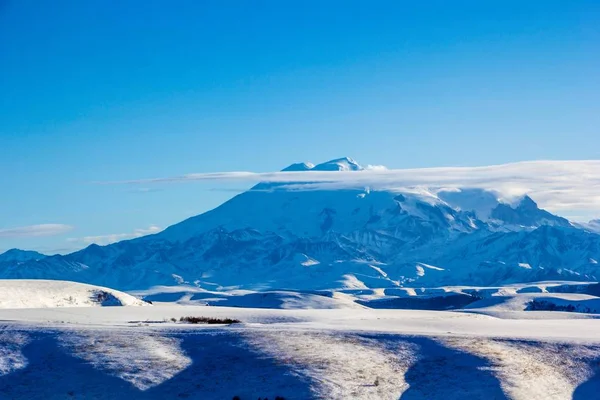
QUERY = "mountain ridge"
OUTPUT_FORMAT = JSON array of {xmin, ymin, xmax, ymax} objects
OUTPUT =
[{"xmin": 2, "ymin": 157, "xmax": 599, "ymax": 291}]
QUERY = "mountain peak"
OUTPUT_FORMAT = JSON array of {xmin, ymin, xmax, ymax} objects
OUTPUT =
[
  {"xmin": 281, "ymin": 157, "xmax": 364, "ymax": 172},
  {"xmin": 516, "ymin": 195, "xmax": 538, "ymax": 210},
  {"xmin": 281, "ymin": 162, "xmax": 315, "ymax": 172},
  {"xmin": 490, "ymin": 194, "xmax": 570, "ymax": 228},
  {"xmin": 312, "ymin": 157, "xmax": 364, "ymax": 171}
]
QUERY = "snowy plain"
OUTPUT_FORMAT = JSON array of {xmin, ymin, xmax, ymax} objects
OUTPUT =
[{"xmin": 1, "ymin": 280, "xmax": 600, "ymax": 399}]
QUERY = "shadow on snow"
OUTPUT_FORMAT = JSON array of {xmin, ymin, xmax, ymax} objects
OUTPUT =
[
  {"xmin": 0, "ymin": 331, "xmax": 313, "ymax": 400},
  {"xmin": 398, "ymin": 337, "xmax": 508, "ymax": 400},
  {"xmin": 572, "ymin": 363, "xmax": 600, "ymax": 400},
  {"xmin": 356, "ymin": 334, "xmax": 509, "ymax": 400}
]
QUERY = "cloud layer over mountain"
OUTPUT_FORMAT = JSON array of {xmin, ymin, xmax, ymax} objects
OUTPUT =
[{"xmin": 108, "ymin": 160, "xmax": 600, "ymax": 219}]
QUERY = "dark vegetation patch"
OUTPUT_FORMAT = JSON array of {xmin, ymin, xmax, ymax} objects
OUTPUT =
[
  {"xmin": 90, "ymin": 290, "xmax": 122, "ymax": 306},
  {"xmin": 127, "ymin": 316, "xmax": 242, "ymax": 325},
  {"xmin": 179, "ymin": 316, "xmax": 241, "ymax": 324}
]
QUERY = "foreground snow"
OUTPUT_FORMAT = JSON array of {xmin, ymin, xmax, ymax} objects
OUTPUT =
[
  {"xmin": 0, "ymin": 280, "xmax": 147, "ymax": 308},
  {"xmin": 1, "ymin": 279, "xmax": 600, "ymax": 399},
  {"xmin": 0, "ymin": 305, "xmax": 599, "ymax": 399}
]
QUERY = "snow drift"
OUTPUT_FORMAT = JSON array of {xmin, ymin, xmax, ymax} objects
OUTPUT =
[{"xmin": 0, "ymin": 280, "xmax": 147, "ymax": 309}]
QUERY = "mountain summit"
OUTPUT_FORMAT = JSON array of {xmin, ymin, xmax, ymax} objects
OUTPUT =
[
  {"xmin": 282, "ymin": 157, "xmax": 364, "ymax": 172},
  {"xmin": 312, "ymin": 157, "xmax": 364, "ymax": 171},
  {"xmin": 2, "ymin": 158, "xmax": 599, "ymax": 290}
]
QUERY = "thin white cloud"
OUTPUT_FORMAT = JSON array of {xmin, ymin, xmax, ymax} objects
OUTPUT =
[
  {"xmin": 102, "ymin": 160, "xmax": 600, "ymax": 216},
  {"xmin": 0, "ymin": 224, "xmax": 74, "ymax": 238},
  {"xmin": 67, "ymin": 225, "xmax": 162, "ymax": 246},
  {"xmin": 365, "ymin": 164, "xmax": 388, "ymax": 171}
]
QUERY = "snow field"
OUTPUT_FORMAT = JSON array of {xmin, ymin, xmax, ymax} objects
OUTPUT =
[
  {"xmin": 442, "ymin": 338, "xmax": 598, "ymax": 399},
  {"xmin": 1, "ymin": 324, "xmax": 600, "ymax": 399},
  {"xmin": 59, "ymin": 331, "xmax": 192, "ymax": 390},
  {"xmin": 244, "ymin": 330, "xmax": 417, "ymax": 399}
]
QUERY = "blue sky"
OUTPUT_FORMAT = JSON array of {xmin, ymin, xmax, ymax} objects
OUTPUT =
[{"xmin": 1, "ymin": 0, "xmax": 599, "ymax": 253}]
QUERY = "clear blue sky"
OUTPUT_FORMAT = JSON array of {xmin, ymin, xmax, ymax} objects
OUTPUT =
[{"xmin": 1, "ymin": 0, "xmax": 599, "ymax": 253}]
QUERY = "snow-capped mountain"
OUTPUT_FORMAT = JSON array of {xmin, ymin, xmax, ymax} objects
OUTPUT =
[{"xmin": 2, "ymin": 158, "xmax": 600, "ymax": 290}]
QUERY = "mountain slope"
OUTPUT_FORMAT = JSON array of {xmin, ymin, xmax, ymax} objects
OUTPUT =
[{"xmin": 2, "ymin": 158, "xmax": 600, "ymax": 291}]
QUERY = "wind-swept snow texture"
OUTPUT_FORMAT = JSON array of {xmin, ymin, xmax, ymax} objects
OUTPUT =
[
  {"xmin": 443, "ymin": 338, "xmax": 599, "ymax": 400},
  {"xmin": 60, "ymin": 332, "xmax": 191, "ymax": 390},
  {"xmin": 0, "ymin": 323, "xmax": 599, "ymax": 400},
  {"xmin": 245, "ymin": 330, "xmax": 417, "ymax": 399},
  {"xmin": 0, "ymin": 332, "xmax": 29, "ymax": 377}
]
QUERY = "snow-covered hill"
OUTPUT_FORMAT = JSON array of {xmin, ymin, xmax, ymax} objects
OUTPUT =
[
  {"xmin": 2, "ymin": 157, "xmax": 600, "ymax": 291},
  {"xmin": 0, "ymin": 280, "xmax": 147, "ymax": 308}
]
